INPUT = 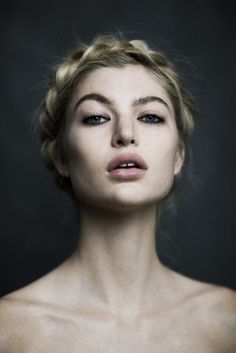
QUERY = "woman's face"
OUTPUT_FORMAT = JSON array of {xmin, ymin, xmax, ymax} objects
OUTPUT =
[{"xmin": 58, "ymin": 64, "xmax": 184, "ymax": 211}]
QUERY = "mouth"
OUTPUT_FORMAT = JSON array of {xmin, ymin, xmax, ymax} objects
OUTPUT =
[{"xmin": 106, "ymin": 153, "xmax": 148, "ymax": 181}]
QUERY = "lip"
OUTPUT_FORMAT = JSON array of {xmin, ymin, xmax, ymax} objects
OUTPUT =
[{"xmin": 106, "ymin": 152, "xmax": 148, "ymax": 181}]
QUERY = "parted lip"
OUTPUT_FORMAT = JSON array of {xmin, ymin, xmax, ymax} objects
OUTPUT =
[{"xmin": 107, "ymin": 153, "xmax": 148, "ymax": 172}]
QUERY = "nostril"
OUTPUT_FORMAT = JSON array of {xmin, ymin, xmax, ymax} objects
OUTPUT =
[
  {"xmin": 115, "ymin": 137, "xmax": 136, "ymax": 146},
  {"xmin": 117, "ymin": 139, "xmax": 134, "ymax": 145}
]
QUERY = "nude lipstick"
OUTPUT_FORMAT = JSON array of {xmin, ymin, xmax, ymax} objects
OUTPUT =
[{"xmin": 106, "ymin": 153, "xmax": 148, "ymax": 181}]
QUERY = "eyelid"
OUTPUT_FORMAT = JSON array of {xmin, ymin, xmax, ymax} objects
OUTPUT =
[
  {"xmin": 137, "ymin": 108, "xmax": 166, "ymax": 116},
  {"xmin": 137, "ymin": 112, "xmax": 165, "ymax": 121},
  {"xmin": 82, "ymin": 113, "xmax": 110, "ymax": 119},
  {"xmin": 82, "ymin": 114, "xmax": 111, "ymax": 125}
]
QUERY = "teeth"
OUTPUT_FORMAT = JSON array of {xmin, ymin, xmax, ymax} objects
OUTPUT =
[{"xmin": 119, "ymin": 162, "xmax": 136, "ymax": 168}]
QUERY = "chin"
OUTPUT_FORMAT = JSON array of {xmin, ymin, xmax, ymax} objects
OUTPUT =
[
  {"xmin": 73, "ymin": 181, "xmax": 173, "ymax": 212},
  {"xmin": 100, "ymin": 187, "xmax": 165, "ymax": 212},
  {"xmin": 99, "ymin": 199, "xmax": 155, "ymax": 213}
]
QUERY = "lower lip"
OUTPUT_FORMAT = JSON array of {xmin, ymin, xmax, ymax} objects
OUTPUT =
[{"xmin": 107, "ymin": 168, "xmax": 146, "ymax": 181}]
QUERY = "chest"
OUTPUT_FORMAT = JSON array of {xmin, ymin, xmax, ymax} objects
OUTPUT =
[{"xmin": 24, "ymin": 312, "xmax": 218, "ymax": 353}]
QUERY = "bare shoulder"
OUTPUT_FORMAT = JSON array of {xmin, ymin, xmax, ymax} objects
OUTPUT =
[
  {"xmin": 200, "ymin": 284, "xmax": 236, "ymax": 344},
  {"xmin": 0, "ymin": 292, "xmax": 34, "ymax": 353},
  {"xmin": 0, "ymin": 270, "xmax": 61, "ymax": 353},
  {"xmin": 174, "ymin": 272, "xmax": 236, "ymax": 352}
]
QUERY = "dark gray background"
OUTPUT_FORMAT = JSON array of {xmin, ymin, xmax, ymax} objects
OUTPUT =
[{"xmin": 1, "ymin": 0, "xmax": 235, "ymax": 296}]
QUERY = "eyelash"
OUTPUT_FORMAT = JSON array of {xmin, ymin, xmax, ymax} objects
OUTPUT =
[
  {"xmin": 82, "ymin": 115, "xmax": 109, "ymax": 125},
  {"xmin": 82, "ymin": 114, "xmax": 165, "ymax": 126},
  {"xmin": 138, "ymin": 114, "xmax": 165, "ymax": 124}
]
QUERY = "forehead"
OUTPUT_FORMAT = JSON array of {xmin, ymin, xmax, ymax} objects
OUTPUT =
[{"xmin": 71, "ymin": 64, "xmax": 173, "ymax": 113}]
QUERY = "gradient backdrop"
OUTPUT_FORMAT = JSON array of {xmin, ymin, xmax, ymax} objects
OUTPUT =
[{"xmin": 1, "ymin": 0, "xmax": 235, "ymax": 296}]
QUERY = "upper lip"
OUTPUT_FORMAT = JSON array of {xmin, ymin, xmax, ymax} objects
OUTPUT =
[{"xmin": 107, "ymin": 153, "xmax": 148, "ymax": 172}]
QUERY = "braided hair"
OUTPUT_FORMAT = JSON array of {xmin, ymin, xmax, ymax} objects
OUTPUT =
[{"xmin": 38, "ymin": 34, "xmax": 194, "ymax": 198}]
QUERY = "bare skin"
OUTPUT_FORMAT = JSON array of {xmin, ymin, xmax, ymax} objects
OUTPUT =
[
  {"xmin": 1, "ymin": 65, "xmax": 235, "ymax": 352},
  {"xmin": 1, "ymin": 205, "xmax": 235, "ymax": 353}
]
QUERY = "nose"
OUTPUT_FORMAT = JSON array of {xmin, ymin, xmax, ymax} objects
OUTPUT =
[{"xmin": 111, "ymin": 115, "xmax": 138, "ymax": 147}]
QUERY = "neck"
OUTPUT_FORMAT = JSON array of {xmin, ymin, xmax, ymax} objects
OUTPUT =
[{"xmin": 70, "ymin": 202, "xmax": 168, "ymax": 318}]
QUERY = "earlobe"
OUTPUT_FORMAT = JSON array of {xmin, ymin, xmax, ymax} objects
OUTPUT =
[
  {"xmin": 174, "ymin": 142, "xmax": 185, "ymax": 176},
  {"xmin": 48, "ymin": 141, "xmax": 70, "ymax": 177}
]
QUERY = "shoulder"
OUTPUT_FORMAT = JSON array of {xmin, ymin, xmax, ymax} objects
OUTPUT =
[
  {"xmin": 0, "ymin": 289, "xmax": 58, "ymax": 353},
  {"xmin": 201, "ymin": 285, "xmax": 236, "ymax": 351},
  {"xmin": 0, "ymin": 263, "xmax": 74, "ymax": 352},
  {"xmin": 175, "ymin": 273, "xmax": 236, "ymax": 352},
  {"xmin": 0, "ymin": 274, "xmax": 59, "ymax": 353},
  {"xmin": 0, "ymin": 293, "xmax": 35, "ymax": 353}
]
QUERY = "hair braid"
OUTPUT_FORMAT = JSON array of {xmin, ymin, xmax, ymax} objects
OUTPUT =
[{"xmin": 38, "ymin": 34, "xmax": 194, "ymax": 198}]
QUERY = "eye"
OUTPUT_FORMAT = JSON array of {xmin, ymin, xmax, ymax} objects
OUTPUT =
[
  {"xmin": 82, "ymin": 115, "xmax": 110, "ymax": 125},
  {"xmin": 138, "ymin": 114, "xmax": 164, "ymax": 124}
]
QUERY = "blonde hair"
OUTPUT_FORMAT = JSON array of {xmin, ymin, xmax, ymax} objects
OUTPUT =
[{"xmin": 38, "ymin": 34, "xmax": 195, "ymax": 198}]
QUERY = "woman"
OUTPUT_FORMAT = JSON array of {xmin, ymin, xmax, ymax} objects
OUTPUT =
[{"xmin": 0, "ymin": 34, "xmax": 235, "ymax": 352}]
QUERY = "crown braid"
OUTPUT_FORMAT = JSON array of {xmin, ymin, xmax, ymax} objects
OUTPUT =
[{"xmin": 38, "ymin": 34, "xmax": 194, "ymax": 198}]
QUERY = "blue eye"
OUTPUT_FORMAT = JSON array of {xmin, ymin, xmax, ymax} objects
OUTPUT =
[
  {"xmin": 138, "ymin": 114, "xmax": 164, "ymax": 124},
  {"xmin": 82, "ymin": 115, "xmax": 110, "ymax": 125}
]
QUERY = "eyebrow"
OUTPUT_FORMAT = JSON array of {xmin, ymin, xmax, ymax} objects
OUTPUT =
[
  {"xmin": 132, "ymin": 96, "xmax": 170, "ymax": 110},
  {"xmin": 74, "ymin": 93, "xmax": 113, "ymax": 111},
  {"xmin": 74, "ymin": 93, "xmax": 170, "ymax": 111}
]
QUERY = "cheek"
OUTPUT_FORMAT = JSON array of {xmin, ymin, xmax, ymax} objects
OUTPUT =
[
  {"xmin": 153, "ymin": 152, "xmax": 176, "ymax": 182},
  {"xmin": 68, "ymin": 145, "xmax": 97, "ymax": 177},
  {"xmin": 65, "ymin": 130, "xmax": 94, "ymax": 167},
  {"xmin": 64, "ymin": 132, "xmax": 107, "ymax": 195},
  {"xmin": 148, "ymin": 130, "xmax": 178, "ymax": 169},
  {"xmin": 148, "ymin": 137, "xmax": 179, "ymax": 192}
]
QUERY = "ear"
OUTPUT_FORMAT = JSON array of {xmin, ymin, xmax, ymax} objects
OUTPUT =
[
  {"xmin": 174, "ymin": 141, "xmax": 185, "ymax": 176},
  {"xmin": 48, "ymin": 141, "xmax": 70, "ymax": 177}
]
